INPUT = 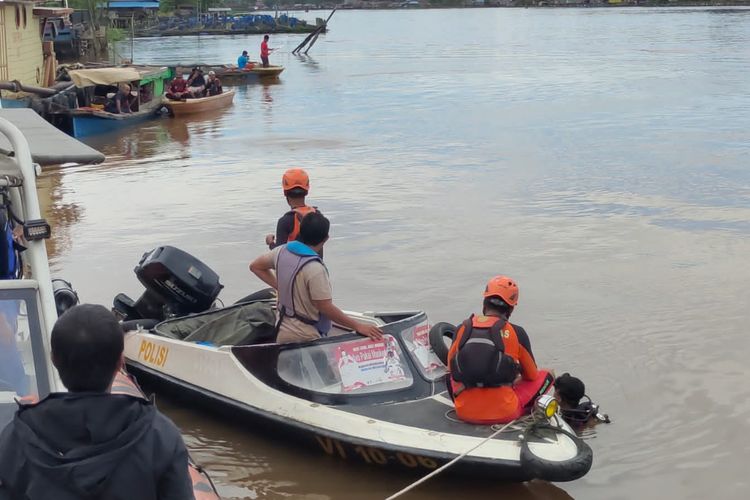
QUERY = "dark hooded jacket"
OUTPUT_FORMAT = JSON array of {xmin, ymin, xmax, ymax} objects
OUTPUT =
[{"xmin": 0, "ymin": 392, "xmax": 194, "ymax": 500}]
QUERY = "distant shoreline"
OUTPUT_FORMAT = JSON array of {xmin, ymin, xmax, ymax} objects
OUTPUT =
[{"xmin": 283, "ymin": 2, "xmax": 750, "ymax": 11}]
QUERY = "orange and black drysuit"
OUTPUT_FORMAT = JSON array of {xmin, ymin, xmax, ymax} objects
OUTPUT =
[
  {"xmin": 269, "ymin": 205, "xmax": 318, "ymax": 249},
  {"xmin": 447, "ymin": 315, "xmax": 552, "ymax": 424}
]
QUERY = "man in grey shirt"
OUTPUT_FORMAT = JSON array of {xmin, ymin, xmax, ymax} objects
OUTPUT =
[{"xmin": 250, "ymin": 212, "xmax": 382, "ymax": 343}]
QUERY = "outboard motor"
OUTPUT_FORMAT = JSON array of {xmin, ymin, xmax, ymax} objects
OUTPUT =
[{"xmin": 113, "ymin": 246, "xmax": 223, "ymax": 323}]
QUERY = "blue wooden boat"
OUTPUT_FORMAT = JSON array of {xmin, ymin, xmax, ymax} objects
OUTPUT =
[{"xmin": 66, "ymin": 66, "xmax": 174, "ymax": 138}]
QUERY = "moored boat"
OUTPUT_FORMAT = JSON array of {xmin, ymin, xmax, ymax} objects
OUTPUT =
[
  {"xmin": 214, "ymin": 67, "xmax": 256, "ymax": 85},
  {"xmin": 0, "ymin": 114, "xmax": 219, "ymax": 499},
  {"xmin": 175, "ymin": 64, "xmax": 284, "ymax": 85},
  {"xmin": 250, "ymin": 65, "xmax": 285, "ymax": 78},
  {"xmin": 65, "ymin": 66, "xmax": 173, "ymax": 138},
  {"xmin": 114, "ymin": 246, "xmax": 594, "ymax": 483},
  {"xmin": 165, "ymin": 89, "xmax": 236, "ymax": 117}
]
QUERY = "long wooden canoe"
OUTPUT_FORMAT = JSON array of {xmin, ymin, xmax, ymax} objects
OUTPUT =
[
  {"xmin": 175, "ymin": 64, "xmax": 284, "ymax": 83},
  {"xmin": 250, "ymin": 65, "xmax": 285, "ymax": 78},
  {"xmin": 165, "ymin": 89, "xmax": 235, "ymax": 117}
]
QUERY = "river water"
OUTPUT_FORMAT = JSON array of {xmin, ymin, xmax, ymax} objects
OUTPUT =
[{"xmin": 38, "ymin": 6, "xmax": 750, "ymax": 499}]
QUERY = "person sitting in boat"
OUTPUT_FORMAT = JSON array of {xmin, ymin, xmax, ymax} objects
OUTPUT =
[
  {"xmin": 104, "ymin": 83, "xmax": 133, "ymax": 114},
  {"xmin": 166, "ymin": 73, "xmax": 188, "ymax": 100},
  {"xmin": 187, "ymin": 66, "xmax": 206, "ymax": 98},
  {"xmin": 250, "ymin": 212, "xmax": 383, "ymax": 344},
  {"xmin": 447, "ymin": 276, "xmax": 554, "ymax": 424},
  {"xmin": 265, "ymin": 168, "xmax": 319, "ymax": 249},
  {"xmin": 554, "ymin": 372, "xmax": 611, "ymax": 430},
  {"xmin": 238, "ymin": 50, "xmax": 250, "ymax": 69},
  {"xmin": 0, "ymin": 304, "xmax": 194, "ymax": 500},
  {"xmin": 206, "ymin": 71, "xmax": 223, "ymax": 96},
  {"xmin": 260, "ymin": 34, "xmax": 272, "ymax": 68}
]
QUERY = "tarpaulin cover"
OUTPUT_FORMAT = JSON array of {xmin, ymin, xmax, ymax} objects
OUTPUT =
[
  {"xmin": 156, "ymin": 302, "xmax": 276, "ymax": 347},
  {"xmin": 67, "ymin": 66, "xmax": 173, "ymax": 87}
]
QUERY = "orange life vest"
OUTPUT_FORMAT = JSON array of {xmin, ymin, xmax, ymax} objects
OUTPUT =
[
  {"xmin": 448, "ymin": 315, "xmax": 524, "ymax": 424},
  {"xmin": 287, "ymin": 205, "xmax": 317, "ymax": 242}
]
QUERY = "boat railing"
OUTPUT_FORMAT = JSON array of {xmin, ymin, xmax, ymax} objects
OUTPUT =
[{"xmin": 0, "ymin": 117, "xmax": 62, "ymax": 393}]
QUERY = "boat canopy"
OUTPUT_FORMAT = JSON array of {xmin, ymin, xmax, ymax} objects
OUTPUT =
[
  {"xmin": 0, "ymin": 109, "xmax": 105, "ymax": 166},
  {"xmin": 67, "ymin": 66, "xmax": 171, "ymax": 88},
  {"xmin": 33, "ymin": 7, "xmax": 74, "ymax": 16}
]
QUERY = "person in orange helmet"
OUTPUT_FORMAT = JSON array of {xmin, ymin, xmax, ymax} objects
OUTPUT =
[
  {"xmin": 265, "ymin": 168, "xmax": 319, "ymax": 249},
  {"xmin": 447, "ymin": 276, "xmax": 553, "ymax": 424}
]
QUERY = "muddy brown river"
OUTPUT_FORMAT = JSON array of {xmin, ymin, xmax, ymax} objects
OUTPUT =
[{"xmin": 38, "ymin": 7, "xmax": 750, "ymax": 499}]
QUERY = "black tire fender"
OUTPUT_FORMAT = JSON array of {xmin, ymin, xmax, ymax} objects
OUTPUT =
[
  {"xmin": 429, "ymin": 322, "xmax": 456, "ymax": 365},
  {"xmin": 520, "ymin": 426, "xmax": 594, "ymax": 482}
]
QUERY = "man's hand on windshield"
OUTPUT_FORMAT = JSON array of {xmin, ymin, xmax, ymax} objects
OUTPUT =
[{"xmin": 355, "ymin": 322, "xmax": 383, "ymax": 341}]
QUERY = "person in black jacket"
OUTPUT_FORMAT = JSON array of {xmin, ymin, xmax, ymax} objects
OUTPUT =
[{"xmin": 0, "ymin": 304, "xmax": 194, "ymax": 500}]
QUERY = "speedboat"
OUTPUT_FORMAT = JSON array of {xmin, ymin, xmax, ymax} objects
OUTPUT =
[
  {"xmin": 115, "ymin": 246, "xmax": 593, "ymax": 482},
  {"xmin": 0, "ymin": 110, "xmax": 219, "ymax": 499}
]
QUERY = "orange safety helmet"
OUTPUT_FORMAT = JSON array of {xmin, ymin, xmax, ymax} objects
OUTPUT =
[
  {"xmin": 282, "ymin": 168, "xmax": 310, "ymax": 194},
  {"xmin": 483, "ymin": 275, "xmax": 519, "ymax": 308}
]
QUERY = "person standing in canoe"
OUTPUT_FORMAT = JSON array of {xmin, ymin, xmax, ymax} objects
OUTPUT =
[
  {"xmin": 260, "ymin": 35, "xmax": 272, "ymax": 68},
  {"xmin": 265, "ymin": 168, "xmax": 318, "ymax": 249}
]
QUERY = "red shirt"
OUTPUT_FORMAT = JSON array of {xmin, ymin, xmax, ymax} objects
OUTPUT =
[
  {"xmin": 169, "ymin": 78, "xmax": 187, "ymax": 93},
  {"xmin": 261, "ymin": 40, "xmax": 269, "ymax": 57}
]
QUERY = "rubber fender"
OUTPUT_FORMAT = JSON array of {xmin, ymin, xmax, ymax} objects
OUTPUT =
[
  {"xmin": 520, "ymin": 426, "xmax": 593, "ymax": 482},
  {"xmin": 121, "ymin": 318, "xmax": 160, "ymax": 332},
  {"xmin": 234, "ymin": 287, "xmax": 276, "ymax": 305},
  {"xmin": 429, "ymin": 322, "xmax": 456, "ymax": 365}
]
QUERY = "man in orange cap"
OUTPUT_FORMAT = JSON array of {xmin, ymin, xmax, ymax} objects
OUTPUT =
[
  {"xmin": 447, "ymin": 276, "xmax": 553, "ymax": 424},
  {"xmin": 265, "ymin": 168, "xmax": 318, "ymax": 249}
]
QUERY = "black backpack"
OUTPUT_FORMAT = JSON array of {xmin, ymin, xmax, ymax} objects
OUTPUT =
[{"xmin": 451, "ymin": 315, "xmax": 519, "ymax": 388}]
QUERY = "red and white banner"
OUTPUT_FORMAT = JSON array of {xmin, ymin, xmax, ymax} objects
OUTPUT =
[{"xmin": 336, "ymin": 335, "xmax": 407, "ymax": 392}]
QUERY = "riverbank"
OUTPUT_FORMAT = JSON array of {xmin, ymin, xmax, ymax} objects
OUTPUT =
[{"xmin": 296, "ymin": 1, "xmax": 750, "ymax": 9}]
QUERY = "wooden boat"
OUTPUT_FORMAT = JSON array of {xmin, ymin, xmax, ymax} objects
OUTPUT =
[
  {"xmin": 164, "ymin": 89, "xmax": 235, "ymax": 117},
  {"xmin": 212, "ymin": 66, "xmax": 257, "ymax": 85},
  {"xmin": 65, "ymin": 66, "xmax": 173, "ymax": 138},
  {"xmin": 175, "ymin": 64, "xmax": 284, "ymax": 85},
  {"xmin": 218, "ymin": 65, "xmax": 284, "ymax": 83},
  {"xmin": 250, "ymin": 65, "xmax": 285, "ymax": 78}
]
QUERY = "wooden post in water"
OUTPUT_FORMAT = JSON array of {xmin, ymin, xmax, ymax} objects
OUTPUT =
[
  {"xmin": 304, "ymin": 32, "xmax": 321, "ymax": 55},
  {"xmin": 292, "ymin": 8, "xmax": 335, "ymax": 55},
  {"xmin": 130, "ymin": 14, "xmax": 135, "ymax": 63}
]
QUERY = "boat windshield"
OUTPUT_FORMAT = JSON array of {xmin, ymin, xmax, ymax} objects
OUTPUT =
[
  {"xmin": 0, "ymin": 294, "xmax": 46, "ymax": 427},
  {"xmin": 278, "ymin": 334, "xmax": 414, "ymax": 395},
  {"xmin": 400, "ymin": 318, "xmax": 448, "ymax": 381}
]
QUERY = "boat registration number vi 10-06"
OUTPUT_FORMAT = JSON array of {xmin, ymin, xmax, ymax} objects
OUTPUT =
[{"xmin": 315, "ymin": 436, "xmax": 438, "ymax": 470}]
